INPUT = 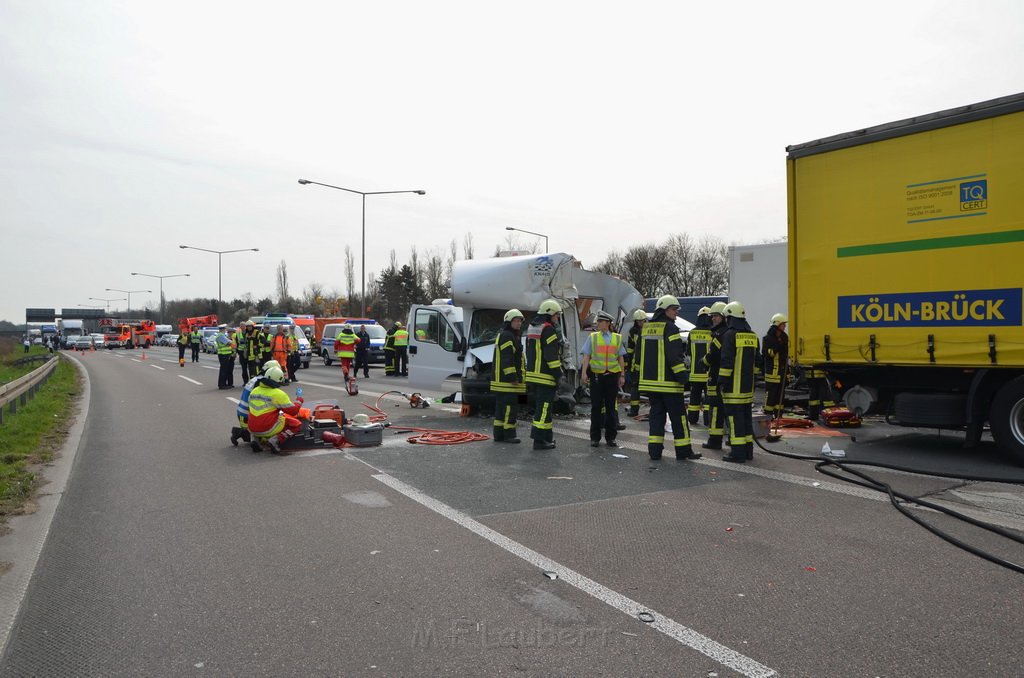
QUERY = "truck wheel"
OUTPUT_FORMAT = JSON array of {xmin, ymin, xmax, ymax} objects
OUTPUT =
[
  {"xmin": 322, "ymin": 352, "xmax": 333, "ymax": 366},
  {"xmin": 990, "ymin": 376, "xmax": 1024, "ymax": 465},
  {"xmin": 893, "ymin": 392, "xmax": 967, "ymax": 428}
]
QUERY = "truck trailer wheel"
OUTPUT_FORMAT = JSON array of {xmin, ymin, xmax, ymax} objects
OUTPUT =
[
  {"xmin": 893, "ymin": 392, "xmax": 967, "ymax": 428},
  {"xmin": 990, "ymin": 376, "xmax": 1024, "ymax": 465}
]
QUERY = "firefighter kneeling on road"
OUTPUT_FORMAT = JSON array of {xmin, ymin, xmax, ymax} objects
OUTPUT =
[
  {"xmin": 247, "ymin": 365, "xmax": 304, "ymax": 454},
  {"xmin": 230, "ymin": 360, "xmax": 281, "ymax": 451}
]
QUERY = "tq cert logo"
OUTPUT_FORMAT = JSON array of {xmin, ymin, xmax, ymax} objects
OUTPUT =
[
  {"xmin": 960, "ymin": 179, "xmax": 987, "ymax": 212},
  {"xmin": 839, "ymin": 289, "xmax": 1022, "ymax": 328}
]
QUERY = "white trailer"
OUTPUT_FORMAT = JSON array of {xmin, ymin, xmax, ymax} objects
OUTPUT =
[
  {"xmin": 407, "ymin": 252, "xmax": 644, "ymax": 411},
  {"xmin": 727, "ymin": 241, "xmax": 788, "ymax": 337}
]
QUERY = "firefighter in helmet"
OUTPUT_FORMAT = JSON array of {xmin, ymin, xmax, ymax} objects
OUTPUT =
[
  {"xmin": 762, "ymin": 313, "xmax": 789, "ymax": 419},
  {"xmin": 490, "ymin": 309, "xmax": 526, "ymax": 444},
  {"xmin": 718, "ymin": 301, "xmax": 759, "ymax": 462},
  {"xmin": 525, "ymin": 299, "xmax": 563, "ymax": 450},
  {"xmin": 624, "ymin": 308, "xmax": 647, "ymax": 417}
]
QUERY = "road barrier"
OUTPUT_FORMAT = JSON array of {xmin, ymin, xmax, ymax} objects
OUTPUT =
[{"xmin": 0, "ymin": 355, "xmax": 58, "ymax": 425}]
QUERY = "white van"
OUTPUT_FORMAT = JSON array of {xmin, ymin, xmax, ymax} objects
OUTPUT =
[{"xmin": 320, "ymin": 322, "xmax": 386, "ymax": 366}]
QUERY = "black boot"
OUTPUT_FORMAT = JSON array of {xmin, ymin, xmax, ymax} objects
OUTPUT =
[
  {"xmin": 626, "ymin": 406, "xmax": 639, "ymax": 417},
  {"xmin": 533, "ymin": 440, "xmax": 556, "ymax": 450},
  {"xmin": 702, "ymin": 436, "xmax": 723, "ymax": 451},
  {"xmin": 687, "ymin": 411, "xmax": 699, "ymax": 425},
  {"xmin": 492, "ymin": 429, "xmax": 504, "ymax": 443},
  {"xmin": 675, "ymin": 445, "xmax": 701, "ymax": 460},
  {"xmin": 230, "ymin": 427, "xmax": 242, "ymax": 447}
]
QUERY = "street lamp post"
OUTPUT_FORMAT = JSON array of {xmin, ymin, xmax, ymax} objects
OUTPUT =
[
  {"xmin": 298, "ymin": 179, "xmax": 425, "ymax": 317},
  {"xmin": 88, "ymin": 297, "xmax": 126, "ymax": 312},
  {"xmin": 505, "ymin": 226, "xmax": 549, "ymax": 254},
  {"xmin": 105, "ymin": 289, "xmax": 152, "ymax": 317},
  {"xmin": 131, "ymin": 272, "xmax": 190, "ymax": 324},
  {"xmin": 178, "ymin": 246, "xmax": 259, "ymax": 310}
]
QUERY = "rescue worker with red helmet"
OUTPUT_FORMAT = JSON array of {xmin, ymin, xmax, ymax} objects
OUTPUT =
[
  {"xmin": 718, "ymin": 301, "xmax": 759, "ymax": 462},
  {"xmin": 763, "ymin": 313, "xmax": 789, "ymax": 419},
  {"xmin": 525, "ymin": 299, "xmax": 563, "ymax": 450},
  {"xmin": 490, "ymin": 309, "xmax": 526, "ymax": 444},
  {"xmin": 687, "ymin": 306, "xmax": 713, "ymax": 426},
  {"xmin": 701, "ymin": 301, "xmax": 728, "ymax": 450},
  {"xmin": 624, "ymin": 308, "xmax": 647, "ymax": 417},
  {"xmin": 581, "ymin": 310, "xmax": 626, "ymax": 448},
  {"xmin": 247, "ymin": 365, "xmax": 304, "ymax": 454},
  {"xmin": 638, "ymin": 295, "xmax": 698, "ymax": 461}
]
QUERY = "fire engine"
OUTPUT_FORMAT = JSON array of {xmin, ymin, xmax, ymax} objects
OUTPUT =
[
  {"xmin": 177, "ymin": 315, "xmax": 219, "ymax": 334},
  {"xmin": 99, "ymin": 318, "xmax": 157, "ymax": 349}
]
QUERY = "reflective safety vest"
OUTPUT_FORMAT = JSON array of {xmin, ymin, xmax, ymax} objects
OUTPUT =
[
  {"xmin": 234, "ymin": 330, "xmax": 246, "ymax": 352},
  {"xmin": 190, "ymin": 330, "xmax": 202, "ymax": 345},
  {"xmin": 247, "ymin": 383, "xmax": 298, "ymax": 435},
  {"xmin": 336, "ymin": 331, "xmax": 358, "ymax": 359},
  {"xmin": 588, "ymin": 332, "xmax": 622, "ymax": 374},
  {"xmin": 177, "ymin": 333, "xmax": 190, "ymax": 347},
  {"xmin": 637, "ymin": 320, "xmax": 686, "ymax": 394},
  {"xmin": 271, "ymin": 334, "xmax": 289, "ymax": 355},
  {"xmin": 393, "ymin": 329, "xmax": 409, "ymax": 347},
  {"xmin": 215, "ymin": 333, "xmax": 234, "ymax": 355},
  {"xmin": 687, "ymin": 328, "xmax": 712, "ymax": 383},
  {"xmin": 287, "ymin": 335, "xmax": 298, "ymax": 355}
]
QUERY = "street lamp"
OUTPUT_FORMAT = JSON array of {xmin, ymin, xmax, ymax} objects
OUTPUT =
[
  {"xmin": 131, "ymin": 272, "xmax": 190, "ymax": 324},
  {"xmin": 105, "ymin": 289, "xmax": 151, "ymax": 317},
  {"xmin": 178, "ymin": 246, "xmax": 259, "ymax": 307},
  {"xmin": 78, "ymin": 303, "xmax": 105, "ymax": 309},
  {"xmin": 505, "ymin": 226, "xmax": 549, "ymax": 254},
  {"xmin": 89, "ymin": 297, "xmax": 127, "ymax": 312},
  {"xmin": 298, "ymin": 178, "xmax": 426, "ymax": 317}
]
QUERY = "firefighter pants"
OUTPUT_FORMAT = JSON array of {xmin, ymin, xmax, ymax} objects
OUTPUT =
[
  {"xmin": 529, "ymin": 383, "xmax": 556, "ymax": 444},
  {"xmin": 251, "ymin": 414, "xmax": 302, "ymax": 442},
  {"xmin": 807, "ymin": 372, "xmax": 836, "ymax": 420},
  {"xmin": 626, "ymin": 370, "xmax": 641, "ymax": 415},
  {"xmin": 218, "ymin": 354, "xmax": 235, "ymax": 389},
  {"xmin": 723, "ymin": 402, "xmax": 754, "ymax": 459},
  {"xmin": 384, "ymin": 348, "xmax": 396, "ymax": 375},
  {"xmin": 589, "ymin": 372, "xmax": 620, "ymax": 443},
  {"xmin": 764, "ymin": 379, "xmax": 784, "ymax": 418},
  {"xmin": 492, "ymin": 391, "xmax": 520, "ymax": 441},
  {"xmin": 646, "ymin": 392, "xmax": 691, "ymax": 459},
  {"xmin": 191, "ymin": 344, "xmax": 200, "ymax": 362},
  {"xmin": 247, "ymin": 359, "xmax": 260, "ymax": 380},
  {"xmin": 395, "ymin": 347, "xmax": 408, "ymax": 376},
  {"xmin": 687, "ymin": 381, "xmax": 707, "ymax": 425},
  {"xmin": 704, "ymin": 385, "xmax": 724, "ymax": 446},
  {"xmin": 239, "ymin": 355, "xmax": 250, "ymax": 382}
]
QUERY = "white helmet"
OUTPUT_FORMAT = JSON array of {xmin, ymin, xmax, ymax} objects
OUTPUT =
[
  {"xmin": 263, "ymin": 365, "xmax": 286, "ymax": 386},
  {"xmin": 655, "ymin": 294, "xmax": 680, "ymax": 310},
  {"xmin": 724, "ymin": 301, "xmax": 746, "ymax": 318},
  {"xmin": 709, "ymin": 301, "xmax": 727, "ymax": 316},
  {"xmin": 262, "ymin": 359, "xmax": 282, "ymax": 372},
  {"xmin": 698, "ymin": 306, "xmax": 711, "ymax": 316},
  {"xmin": 632, "ymin": 309, "xmax": 647, "ymax": 321},
  {"xmin": 504, "ymin": 309, "xmax": 524, "ymax": 322},
  {"xmin": 538, "ymin": 299, "xmax": 561, "ymax": 315},
  {"xmin": 771, "ymin": 313, "xmax": 788, "ymax": 326}
]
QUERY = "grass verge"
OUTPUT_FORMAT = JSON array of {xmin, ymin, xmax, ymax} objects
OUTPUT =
[
  {"xmin": 0, "ymin": 341, "xmax": 53, "ymax": 384},
  {"xmin": 0, "ymin": 356, "xmax": 81, "ymax": 518}
]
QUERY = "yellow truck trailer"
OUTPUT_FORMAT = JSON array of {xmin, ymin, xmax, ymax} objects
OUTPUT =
[{"xmin": 787, "ymin": 92, "xmax": 1024, "ymax": 463}]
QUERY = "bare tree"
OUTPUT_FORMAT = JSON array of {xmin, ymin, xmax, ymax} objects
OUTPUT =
[
  {"xmin": 275, "ymin": 260, "xmax": 290, "ymax": 307},
  {"xmin": 302, "ymin": 282, "xmax": 326, "ymax": 314},
  {"xmin": 344, "ymin": 245, "xmax": 355, "ymax": 315},
  {"xmin": 591, "ymin": 251, "xmax": 626, "ymax": 278},
  {"xmin": 493, "ymin": 233, "xmax": 541, "ymax": 257},
  {"xmin": 388, "ymin": 249, "xmax": 399, "ymax": 272},
  {"xmin": 692, "ymin": 236, "xmax": 730, "ymax": 296},
  {"xmin": 621, "ymin": 244, "xmax": 670, "ymax": 298},
  {"xmin": 663, "ymin": 233, "xmax": 697, "ymax": 297},
  {"xmin": 424, "ymin": 249, "xmax": 448, "ymax": 301},
  {"xmin": 462, "ymin": 232, "xmax": 475, "ymax": 260},
  {"xmin": 409, "ymin": 246, "xmax": 423, "ymax": 293}
]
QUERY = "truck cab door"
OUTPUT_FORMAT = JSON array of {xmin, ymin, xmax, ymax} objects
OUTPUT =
[{"xmin": 407, "ymin": 306, "xmax": 464, "ymax": 391}]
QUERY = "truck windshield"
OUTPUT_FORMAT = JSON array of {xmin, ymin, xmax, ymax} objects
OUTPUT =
[{"xmin": 468, "ymin": 309, "xmax": 506, "ymax": 348}]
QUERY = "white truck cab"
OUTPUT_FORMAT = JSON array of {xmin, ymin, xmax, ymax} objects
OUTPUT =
[{"xmin": 407, "ymin": 253, "xmax": 644, "ymax": 411}]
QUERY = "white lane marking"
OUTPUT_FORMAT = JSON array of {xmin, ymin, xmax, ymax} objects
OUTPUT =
[
  {"xmin": 178, "ymin": 376, "xmax": 202, "ymax": 386},
  {"xmin": 201, "ymin": 365, "xmax": 217, "ymax": 370},
  {"xmin": 150, "ymin": 365, "xmax": 165, "ymax": 371},
  {"xmin": 226, "ymin": 397, "xmax": 241, "ymax": 405},
  {"xmin": 161, "ymin": 359, "xmax": 177, "ymax": 364},
  {"xmin": 373, "ymin": 473, "xmax": 776, "ymax": 678},
  {"xmin": 131, "ymin": 359, "xmax": 142, "ymax": 363}
]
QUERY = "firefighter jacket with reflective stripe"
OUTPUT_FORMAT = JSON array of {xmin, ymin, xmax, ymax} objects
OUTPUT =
[
  {"xmin": 247, "ymin": 383, "xmax": 300, "ymax": 435},
  {"xmin": 637, "ymin": 311, "xmax": 687, "ymax": 394},
  {"xmin": 384, "ymin": 330, "xmax": 396, "ymax": 352},
  {"xmin": 490, "ymin": 324, "xmax": 526, "ymax": 394},
  {"xmin": 625, "ymin": 324, "xmax": 642, "ymax": 373},
  {"xmin": 255, "ymin": 330, "xmax": 272, "ymax": 360},
  {"xmin": 762, "ymin": 326, "xmax": 789, "ymax": 384},
  {"xmin": 525, "ymin": 316, "xmax": 562, "ymax": 387},
  {"xmin": 718, "ymin": 318, "xmax": 758, "ymax": 405},
  {"xmin": 393, "ymin": 329, "xmax": 409, "ymax": 347},
  {"xmin": 702, "ymin": 322, "xmax": 726, "ymax": 390},
  {"xmin": 588, "ymin": 332, "xmax": 622, "ymax": 374},
  {"xmin": 687, "ymin": 327, "xmax": 712, "ymax": 383},
  {"xmin": 335, "ymin": 330, "xmax": 359, "ymax": 358}
]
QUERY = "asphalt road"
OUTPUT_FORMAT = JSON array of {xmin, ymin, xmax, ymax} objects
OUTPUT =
[{"xmin": 1, "ymin": 346, "xmax": 1023, "ymax": 676}]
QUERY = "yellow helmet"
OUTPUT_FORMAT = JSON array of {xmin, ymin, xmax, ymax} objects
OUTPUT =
[
  {"xmin": 538, "ymin": 299, "xmax": 561, "ymax": 315},
  {"xmin": 504, "ymin": 309, "xmax": 524, "ymax": 322},
  {"xmin": 709, "ymin": 301, "xmax": 727, "ymax": 315},
  {"xmin": 632, "ymin": 308, "xmax": 647, "ymax": 321},
  {"xmin": 394, "ymin": 321, "xmax": 403, "ymax": 328},
  {"xmin": 771, "ymin": 313, "xmax": 788, "ymax": 326},
  {"xmin": 698, "ymin": 306, "xmax": 711, "ymax": 316},
  {"xmin": 655, "ymin": 294, "xmax": 680, "ymax": 310},
  {"xmin": 724, "ymin": 301, "xmax": 746, "ymax": 318}
]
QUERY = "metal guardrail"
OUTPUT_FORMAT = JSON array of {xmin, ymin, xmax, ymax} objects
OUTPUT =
[{"xmin": 0, "ymin": 355, "xmax": 59, "ymax": 425}]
